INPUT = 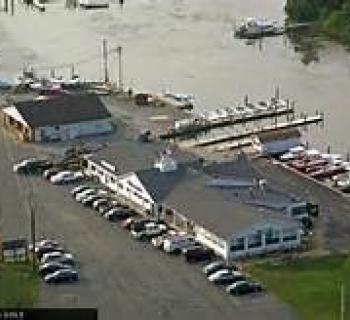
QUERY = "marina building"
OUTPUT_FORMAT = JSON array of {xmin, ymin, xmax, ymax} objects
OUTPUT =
[
  {"xmin": 1, "ymin": 94, "xmax": 113, "ymax": 142},
  {"xmin": 83, "ymin": 142, "xmax": 303, "ymax": 261}
]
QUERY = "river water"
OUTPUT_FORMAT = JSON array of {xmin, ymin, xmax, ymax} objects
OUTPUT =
[{"xmin": 1, "ymin": 0, "xmax": 350, "ymax": 153}]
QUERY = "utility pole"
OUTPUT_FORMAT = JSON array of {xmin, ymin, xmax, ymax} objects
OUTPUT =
[
  {"xmin": 102, "ymin": 38, "xmax": 109, "ymax": 84},
  {"xmin": 71, "ymin": 64, "xmax": 75, "ymax": 79},
  {"xmin": 10, "ymin": 0, "xmax": 14, "ymax": 16},
  {"xmin": 30, "ymin": 201, "xmax": 36, "ymax": 271},
  {"xmin": 340, "ymin": 283, "xmax": 345, "ymax": 320},
  {"xmin": 117, "ymin": 45, "xmax": 123, "ymax": 91}
]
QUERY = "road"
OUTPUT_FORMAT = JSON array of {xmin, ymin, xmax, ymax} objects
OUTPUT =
[{"xmin": 0, "ymin": 129, "xmax": 297, "ymax": 319}]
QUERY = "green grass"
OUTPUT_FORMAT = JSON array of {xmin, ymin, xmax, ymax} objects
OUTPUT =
[
  {"xmin": 0, "ymin": 262, "xmax": 39, "ymax": 307},
  {"xmin": 247, "ymin": 255, "xmax": 350, "ymax": 320}
]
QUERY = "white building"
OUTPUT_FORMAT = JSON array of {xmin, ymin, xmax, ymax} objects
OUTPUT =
[
  {"xmin": 1, "ymin": 94, "xmax": 113, "ymax": 142},
  {"xmin": 252, "ymin": 128, "xmax": 302, "ymax": 156},
  {"xmin": 83, "ymin": 143, "xmax": 303, "ymax": 262}
]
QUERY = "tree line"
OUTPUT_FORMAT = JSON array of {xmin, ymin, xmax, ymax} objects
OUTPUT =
[{"xmin": 285, "ymin": 0, "xmax": 350, "ymax": 43}]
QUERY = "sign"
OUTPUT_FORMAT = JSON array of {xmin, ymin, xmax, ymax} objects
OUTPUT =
[{"xmin": 1, "ymin": 239, "xmax": 28, "ymax": 262}]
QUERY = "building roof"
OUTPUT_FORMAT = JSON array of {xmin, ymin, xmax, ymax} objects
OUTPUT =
[
  {"xmin": 88, "ymin": 142, "xmax": 301, "ymax": 238},
  {"xmin": 135, "ymin": 165, "xmax": 301, "ymax": 238},
  {"xmin": 88, "ymin": 139, "xmax": 198, "ymax": 175},
  {"xmin": 10, "ymin": 94, "xmax": 111, "ymax": 127},
  {"xmin": 255, "ymin": 128, "xmax": 301, "ymax": 144},
  {"xmin": 203, "ymin": 152, "xmax": 260, "ymax": 180}
]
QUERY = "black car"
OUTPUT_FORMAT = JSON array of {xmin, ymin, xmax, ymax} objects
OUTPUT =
[
  {"xmin": 38, "ymin": 262, "xmax": 73, "ymax": 277},
  {"xmin": 44, "ymin": 269, "xmax": 79, "ymax": 284},
  {"xmin": 184, "ymin": 247, "xmax": 213, "ymax": 263},
  {"xmin": 226, "ymin": 281, "xmax": 262, "ymax": 295},
  {"xmin": 104, "ymin": 208, "xmax": 131, "ymax": 221},
  {"xmin": 13, "ymin": 159, "xmax": 52, "ymax": 174}
]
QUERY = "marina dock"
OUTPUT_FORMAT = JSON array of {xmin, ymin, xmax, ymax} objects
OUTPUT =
[
  {"xmin": 192, "ymin": 114, "xmax": 324, "ymax": 147},
  {"xmin": 160, "ymin": 104, "xmax": 294, "ymax": 140}
]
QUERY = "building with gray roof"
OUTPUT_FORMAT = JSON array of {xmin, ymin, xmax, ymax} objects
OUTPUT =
[
  {"xmin": 84, "ymin": 144, "xmax": 303, "ymax": 261},
  {"xmin": 2, "ymin": 94, "xmax": 113, "ymax": 142}
]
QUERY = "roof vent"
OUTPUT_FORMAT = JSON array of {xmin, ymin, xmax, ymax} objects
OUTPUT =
[{"xmin": 154, "ymin": 149, "xmax": 178, "ymax": 173}]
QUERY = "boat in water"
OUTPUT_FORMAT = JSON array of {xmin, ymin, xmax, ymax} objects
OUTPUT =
[{"xmin": 234, "ymin": 18, "xmax": 284, "ymax": 39}]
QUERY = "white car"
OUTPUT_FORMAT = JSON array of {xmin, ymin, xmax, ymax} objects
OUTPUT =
[
  {"xmin": 70, "ymin": 185, "xmax": 90, "ymax": 196},
  {"xmin": 163, "ymin": 235, "xmax": 197, "ymax": 254},
  {"xmin": 50, "ymin": 170, "xmax": 72, "ymax": 183},
  {"xmin": 75, "ymin": 189, "xmax": 96, "ymax": 202},
  {"xmin": 41, "ymin": 251, "xmax": 74, "ymax": 264},
  {"xmin": 29, "ymin": 238, "xmax": 60, "ymax": 252},
  {"xmin": 208, "ymin": 269, "xmax": 232, "ymax": 282}
]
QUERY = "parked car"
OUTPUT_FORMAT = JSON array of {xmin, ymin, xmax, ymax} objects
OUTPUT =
[
  {"xmin": 183, "ymin": 247, "xmax": 212, "ymax": 263},
  {"xmin": 43, "ymin": 168, "xmax": 60, "ymax": 180},
  {"xmin": 151, "ymin": 230, "xmax": 178, "ymax": 249},
  {"xmin": 225, "ymin": 281, "xmax": 263, "ymax": 295},
  {"xmin": 36, "ymin": 246, "xmax": 65, "ymax": 260},
  {"xmin": 207, "ymin": 269, "xmax": 232, "ymax": 282},
  {"xmin": 122, "ymin": 218, "xmax": 155, "ymax": 231},
  {"xmin": 70, "ymin": 185, "xmax": 90, "ymax": 197},
  {"xmin": 81, "ymin": 195, "xmax": 103, "ymax": 206},
  {"xmin": 92, "ymin": 198, "xmax": 108, "ymax": 209},
  {"xmin": 203, "ymin": 261, "xmax": 226, "ymax": 276},
  {"xmin": 13, "ymin": 158, "xmax": 52, "ymax": 174},
  {"xmin": 75, "ymin": 189, "xmax": 96, "ymax": 202},
  {"xmin": 131, "ymin": 222, "xmax": 167, "ymax": 241},
  {"xmin": 43, "ymin": 255, "xmax": 75, "ymax": 266},
  {"xmin": 38, "ymin": 262, "xmax": 74, "ymax": 277},
  {"xmin": 41, "ymin": 252, "xmax": 74, "ymax": 264},
  {"xmin": 50, "ymin": 171, "xmax": 83, "ymax": 184},
  {"xmin": 132, "ymin": 219, "xmax": 165, "ymax": 232},
  {"xmin": 97, "ymin": 203, "xmax": 114, "ymax": 215},
  {"xmin": 104, "ymin": 208, "xmax": 131, "ymax": 221},
  {"xmin": 29, "ymin": 238, "xmax": 60, "ymax": 252},
  {"xmin": 163, "ymin": 235, "xmax": 198, "ymax": 254},
  {"xmin": 44, "ymin": 269, "xmax": 79, "ymax": 284}
]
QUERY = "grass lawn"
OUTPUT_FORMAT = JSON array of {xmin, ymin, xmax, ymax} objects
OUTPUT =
[
  {"xmin": 247, "ymin": 255, "xmax": 350, "ymax": 320},
  {"xmin": 0, "ymin": 262, "xmax": 39, "ymax": 307}
]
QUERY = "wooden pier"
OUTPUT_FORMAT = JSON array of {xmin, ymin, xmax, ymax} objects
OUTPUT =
[
  {"xmin": 193, "ymin": 114, "xmax": 324, "ymax": 148},
  {"xmin": 159, "ymin": 106, "xmax": 294, "ymax": 139}
]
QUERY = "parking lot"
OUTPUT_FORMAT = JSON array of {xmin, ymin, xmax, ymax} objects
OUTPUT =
[{"xmin": 0, "ymin": 127, "xmax": 299, "ymax": 320}]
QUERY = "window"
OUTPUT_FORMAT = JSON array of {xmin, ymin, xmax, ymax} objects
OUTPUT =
[
  {"xmin": 91, "ymin": 165, "xmax": 96, "ymax": 172},
  {"xmin": 282, "ymin": 229, "xmax": 298, "ymax": 242},
  {"xmin": 265, "ymin": 228, "xmax": 280, "ymax": 245},
  {"xmin": 82, "ymin": 159, "xmax": 88, "ymax": 168},
  {"xmin": 247, "ymin": 230, "xmax": 262, "ymax": 249},
  {"xmin": 230, "ymin": 237, "xmax": 244, "ymax": 252}
]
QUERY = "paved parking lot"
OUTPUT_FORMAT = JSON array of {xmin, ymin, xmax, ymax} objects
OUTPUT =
[{"xmin": 0, "ymin": 128, "xmax": 297, "ymax": 320}]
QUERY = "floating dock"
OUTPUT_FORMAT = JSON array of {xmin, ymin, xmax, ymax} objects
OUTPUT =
[
  {"xmin": 160, "ymin": 105, "xmax": 294, "ymax": 139},
  {"xmin": 193, "ymin": 114, "xmax": 324, "ymax": 148}
]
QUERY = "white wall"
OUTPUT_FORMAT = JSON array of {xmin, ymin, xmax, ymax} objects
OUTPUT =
[
  {"xmin": 35, "ymin": 118, "xmax": 113, "ymax": 142},
  {"xmin": 85, "ymin": 159, "xmax": 154, "ymax": 211},
  {"xmin": 194, "ymin": 225, "xmax": 227, "ymax": 259}
]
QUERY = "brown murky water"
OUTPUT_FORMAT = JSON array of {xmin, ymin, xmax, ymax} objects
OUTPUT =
[{"xmin": 1, "ymin": 0, "xmax": 350, "ymax": 153}]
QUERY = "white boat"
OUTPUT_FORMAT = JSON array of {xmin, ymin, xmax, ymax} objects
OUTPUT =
[{"xmin": 234, "ymin": 17, "xmax": 284, "ymax": 39}]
